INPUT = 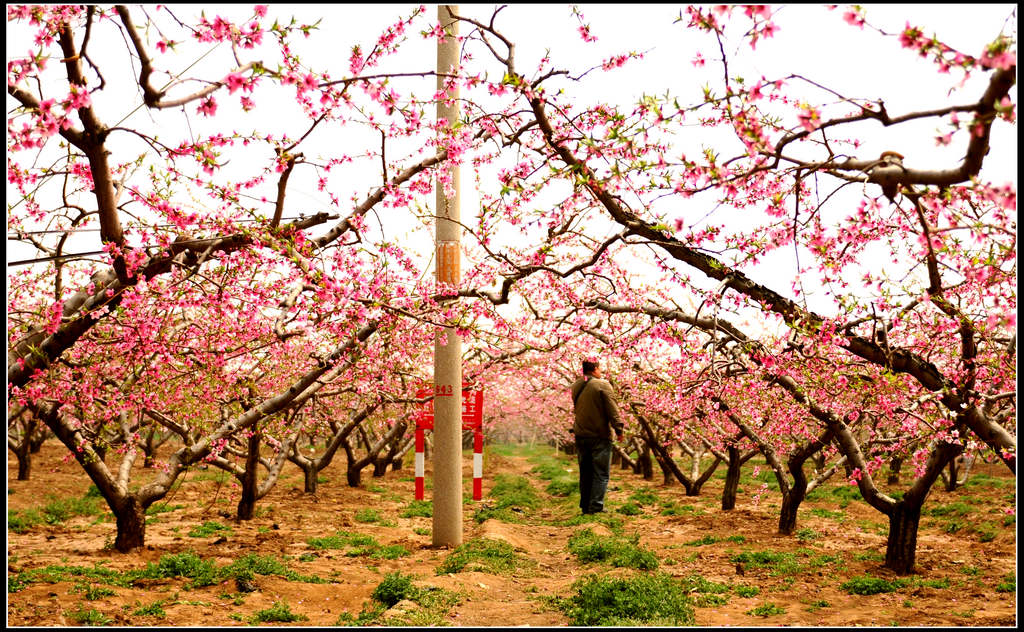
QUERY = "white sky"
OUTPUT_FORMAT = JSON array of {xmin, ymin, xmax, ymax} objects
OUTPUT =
[{"xmin": 7, "ymin": 4, "xmax": 1018, "ymax": 328}]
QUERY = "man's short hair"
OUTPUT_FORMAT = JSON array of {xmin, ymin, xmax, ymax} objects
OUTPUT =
[{"xmin": 582, "ymin": 360, "xmax": 598, "ymax": 375}]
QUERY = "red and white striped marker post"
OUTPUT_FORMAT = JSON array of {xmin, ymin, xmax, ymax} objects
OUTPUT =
[
  {"xmin": 414, "ymin": 387, "xmax": 434, "ymax": 501},
  {"xmin": 413, "ymin": 384, "xmax": 484, "ymax": 501},
  {"xmin": 472, "ymin": 429, "xmax": 483, "ymax": 500},
  {"xmin": 462, "ymin": 387, "xmax": 484, "ymax": 500}
]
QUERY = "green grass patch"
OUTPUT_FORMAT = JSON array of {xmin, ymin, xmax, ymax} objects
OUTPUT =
[
  {"xmin": 139, "ymin": 551, "xmax": 220, "ymax": 588},
  {"xmin": 807, "ymin": 484, "xmax": 862, "ymax": 507},
  {"xmin": 339, "ymin": 572, "xmax": 462, "ymax": 627},
  {"xmin": 911, "ymin": 576, "xmax": 950, "ymax": 589},
  {"xmin": 544, "ymin": 479, "xmax": 578, "ymax": 497},
  {"xmin": 615, "ymin": 501, "xmax": 642, "ymax": 515},
  {"xmin": 8, "ymin": 561, "xmax": 132, "ymax": 593},
  {"xmin": 372, "ymin": 571, "xmax": 417, "ymax": 607},
  {"xmin": 307, "ymin": 530, "xmax": 384, "ymax": 557},
  {"xmin": 795, "ymin": 527, "xmax": 819, "ymax": 542},
  {"xmin": 9, "ymin": 491, "xmax": 106, "ymax": 533},
  {"xmin": 628, "ymin": 489, "xmax": 660, "ymax": 505},
  {"xmin": 436, "ymin": 538, "xmax": 524, "ymax": 575},
  {"xmin": 145, "ymin": 502, "xmax": 185, "ymax": 516},
  {"xmin": 187, "ymin": 520, "xmax": 232, "ymax": 538},
  {"xmin": 735, "ymin": 585, "xmax": 760, "ymax": 597},
  {"xmin": 975, "ymin": 522, "xmax": 998, "ymax": 542},
  {"xmin": 567, "ymin": 528, "xmax": 658, "ymax": 570},
  {"xmin": 809, "ymin": 507, "xmax": 845, "ymax": 520},
  {"xmin": 8, "ymin": 508, "xmax": 43, "ymax": 534},
  {"xmin": 840, "ymin": 575, "xmax": 909, "ymax": 595},
  {"xmin": 963, "ymin": 473, "xmax": 1014, "ymax": 489},
  {"xmin": 731, "ymin": 550, "xmax": 802, "ymax": 576},
  {"xmin": 74, "ymin": 583, "xmax": 116, "ymax": 600},
  {"xmin": 472, "ymin": 474, "xmax": 541, "ymax": 523},
  {"xmin": 67, "ymin": 605, "xmax": 113, "ymax": 626},
  {"xmin": 249, "ymin": 600, "xmax": 308, "ymax": 623},
  {"xmin": 400, "ymin": 500, "xmax": 433, "ymax": 518},
  {"xmin": 684, "ymin": 534, "xmax": 745, "ymax": 547},
  {"xmin": 684, "ymin": 573, "xmax": 733, "ymax": 606},
  {"xmin": 41, "ymin": 494, "xmax": 104, "ymax": 524},
  {"xmin": 926, "ymin": 501, "xmax": 974, "ymax": 517},
  {"xmin": 995, "ymin": 572, "xmax": 1015, "ymax": 593},
  {"xmin": 853, "ymin": 550, "xmax": 885, "ymax": 562},
  {"xmin": 680, "ymin": 573, "xmax": 730, "ymax": 598},
  {"xmin": 530, "ymin": 462, "xmax": 568, "ymax": 481},
  {"xmin": 746, "ymin": 601, "xmax": 786, "ymax": 617},
  {"xmin": 660, "ymin": 502, "xmax": 698, "ymax": 516},
  {"xmin": 560, "ymin": 572, "xmax": 695, "ymax": 626},
  {"xmin": 221, "ymin": 553, "xmax": 330, "ymax": 585},
  {"xmin": 371, "ymin": 545, "xmax": 411, "ymax": 560},
  {"xmin": 354, "ymin": 508, "xmax": 382, "ymax": 523},
  {"xmin": 132, "ymin": 599, "xmax": 167, "ymax": 618}
]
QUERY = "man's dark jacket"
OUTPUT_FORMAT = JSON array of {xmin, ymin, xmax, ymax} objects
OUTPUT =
[{"xmin": 570, "ymin": 375, "xmax": 623, "ymax": 439}]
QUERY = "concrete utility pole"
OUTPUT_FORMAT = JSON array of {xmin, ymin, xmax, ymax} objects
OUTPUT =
[{"xmin": 432, "ymin": 4, "xmax": 463, "ymax": 547}]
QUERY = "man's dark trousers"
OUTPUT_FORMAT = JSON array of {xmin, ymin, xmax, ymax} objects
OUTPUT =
[{"xmin": 575, "ymin": 436, "xmax": 612, "ymax": 514}]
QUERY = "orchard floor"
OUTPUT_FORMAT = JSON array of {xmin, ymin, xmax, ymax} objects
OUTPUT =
[{"xmin": 7, "ymin": 441, "xmax": 1017, "ymax": 627}]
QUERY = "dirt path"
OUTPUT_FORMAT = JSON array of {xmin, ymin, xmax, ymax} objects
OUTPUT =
[{"xmin": 7, "ymin": 443, "xmax": 1018, "ymax": 626}]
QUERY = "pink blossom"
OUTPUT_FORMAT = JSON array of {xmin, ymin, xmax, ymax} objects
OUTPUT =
[
  {"xmin": 797, "ymin": 104, "xmax": 820, "ymax": 132},
  {"xmin": 64, "ymin": 84, "xmax": 91, "ymax": 110},
  {"xmin": 224, "ymin": 72, "xmax": 246, "ymax": 93},
  {"xmin": 300, "ymin": 73, "xmax": 319, "ymax": 93},
  {"xmin": 254, "ymin": 4, "xmax": 268, "ymax": 17},
  {"xmin": 197, "ymin": 96, "xmax": 217, "ymax": 117},
  {"xmin": 843, "ymin": 9, "xmax": 865, "ymax": 28},
  {"xmin": 980, "ymin": 48, "xmax": 1016, "ymax": 70},
  {"xmin": 601, "ymin": 54, "xmax": 629, "ymax": 71}
]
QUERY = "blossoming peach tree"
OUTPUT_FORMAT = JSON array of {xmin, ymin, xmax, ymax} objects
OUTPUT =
[{"xmin": 8, "ymin": 3, "xmax": 1015, "ymax": 574}]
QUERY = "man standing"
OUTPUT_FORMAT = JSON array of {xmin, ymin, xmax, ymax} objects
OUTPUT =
[{"xmin": 570, "ymin": 360, "xmax": 624, "ymax": 514}]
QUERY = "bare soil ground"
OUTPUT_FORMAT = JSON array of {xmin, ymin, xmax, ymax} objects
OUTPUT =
[{"xmin": 7, "ymin": 442, "xmax": 1018, "ymax": 627}]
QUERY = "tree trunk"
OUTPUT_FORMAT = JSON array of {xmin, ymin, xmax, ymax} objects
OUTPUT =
[
  {"xmin": 16, "ymin": 446, "xmax": 31, "ymax": 481},
  {"xmin": 302, "ymin": 464, "xmax": 319, "ymax": 494},
  {"xmin": 722, "ymin": 446, "xmax": 741, "ymax": 511},
  {"xmin": 237, "ymin": 432, "xmax": 261, "ymax": 521},
  {"xmin": 812, "ymin": 450, "xmax": 826, "ymax": 473},
  {"xmin": 659, "ymin": 457, "xmax": 673, "ymax": 486},
  {"xmin": 639, "ymin": 444, "xmax": 654, "ymax": 480},
  {"xmin": 15, "ymin": 443, "xmax": 32, "ymax": 480},
  {"xmin": 884, "ymin": 503, "xmax": 922, "ymax": 575},
  {"xmin": 778, "ymin": 455, "xmax": 810, "ymax": 535},
  {"xmin": 346, "ymin": 466, "xmax": 362, "ymax": 487},
  {"xmin": 778, "ymin": 480, "xmax": 809, "ymax": 535},
  {"xmin": 887, "ymin": 455, "xmax": 903, "ymax": 485},
  {"xmin": 113, "ymin": 497, "xmax": 147, "ymax": 553},
  {"xmin": 942, "ymin": 457, "xmax": 961, "ymax": 492},
  {"xmin": 141, "ymin": 428, "xmax": 162, "ymax": 468}
]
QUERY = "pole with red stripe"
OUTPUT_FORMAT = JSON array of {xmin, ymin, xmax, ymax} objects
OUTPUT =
[
  {"xmin": 472, "ymin": 429, "xmax": 483, "ymax": 500},
  {"xmin": 415, "ymin": 426, "xmax": 426, "ymax": 501}
]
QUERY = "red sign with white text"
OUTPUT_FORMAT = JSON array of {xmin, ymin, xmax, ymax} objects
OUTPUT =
[{"xmin": 414, "ymin": 384, "xmax": 483, "ymax": 430}]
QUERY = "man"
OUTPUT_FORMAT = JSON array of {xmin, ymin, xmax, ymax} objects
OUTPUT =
[{"xmin": 570, "ymin": 360, "xmax": 624, "ymax": 514}]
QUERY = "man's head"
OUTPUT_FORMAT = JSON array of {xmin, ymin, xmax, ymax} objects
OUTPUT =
[{"xmin": 582, "ymin": 360, "xmax": 600, "ymax": 377}]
